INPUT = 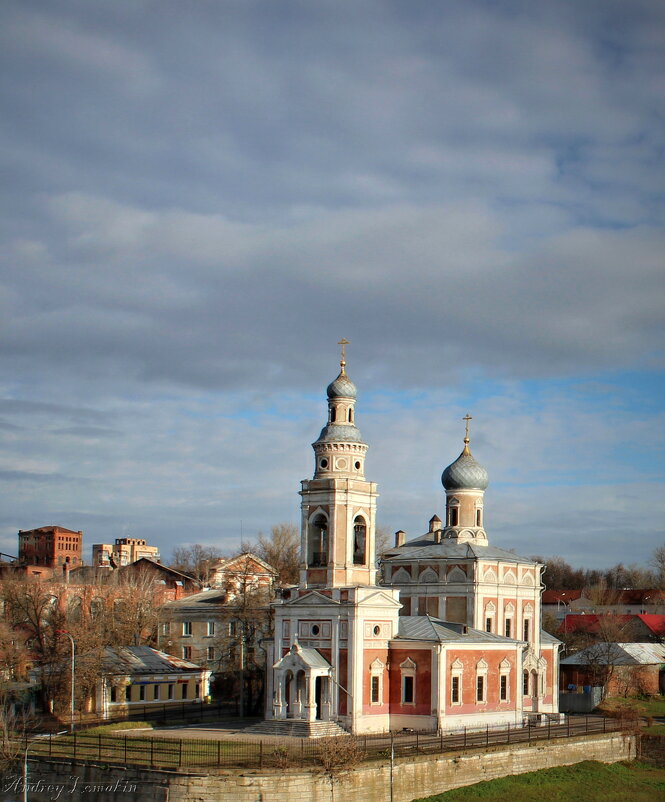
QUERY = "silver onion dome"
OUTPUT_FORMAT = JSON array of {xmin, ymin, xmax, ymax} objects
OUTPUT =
[{"xmin": 442, "ymin": 443, "xmax": 489, "ymax": 491}]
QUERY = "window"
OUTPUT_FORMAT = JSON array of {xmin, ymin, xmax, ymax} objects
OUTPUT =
[
  {"xmin": 451, "ymin": 675, "xmax": 460, "ymax": 704},
  {"xmin": 476, "ymin": 675, "xmax": 484, "ymax": 702},
  {"xmin": 229, "ymin": 620, "xmax": 237, "ymax": 637},
  {"xmin": 110, "ymin": 687, "xmax": 117, "ymax": 703},
  {"xmin": 195, "ymin": 683, "xmax": 200, "ymax": 698},
  {"xmin": 523, "ymin": 619, "xmax": 530, "ymax": 641},
  {"xmin": 448, "ymin": 506, "xmax": 459, "ymax": 526},
  {"xmin": 505, "ymin": 619, "xmax": 512, "ymax": 638},
  {"xmin": 400, "ymin": 658, "xmax": 417, "ymax": 705},
  {"xmin": 183, "ymin": 646, "xmax": 192, "ymax": 659},
  {"xmin": 160, "ymin": 622, "xmax": 170, "ymax": 635},
  {"xmin": 139, "ymin": 685, "xmax": 145, "ymax": 701},
  {"xmin": 500, "ymin": 675, "xmax": 507, "ymax": 701},
  {"xmin": 168, "ymin": 684, "xmax": 174, "ymax": 700},
  {"xmin": 125, "ymin": 685, "xmax": 131, "ymax": 702},
  {"xmin": 207, "ymin": 621, "xmax": 215, "ymax": 636},
  {"xmin": 485, "ymin": 617, "xmax": 492, "ymax": 633},
  {"xmin": 476, "ymin": 659, "xmax": 488, "ymax": 703},
  {"xmin": 207, "ymin": 646, "xmax": 215, "ymax": 660},
  {"xmin": 476, "ymin": 508, "xmax": 482, "ymax": 526},
  {"xmin": 308, "ymin": 514, "xmax": 328, "ymax": 567},
  {"xmin": 370, "ymin": 658, "xmax": 384, "ymax": 705},
  {"xmin": 182, "ymin": 621, "xmax": 192, "ymax": 636},
  {"xmin": 182, "ymin": 684, "xmax": 188, "ymax": 699},
  {"xmin": 154, "ymin": 684, "xmax": 160, "ymax": 700},
  {"xmin": 353, "ymin": 516, "xmax": 367, "ymax": 565},
  {"xmin": 523, "ymin": 670, "xmax": 530, "ymax": 696}
]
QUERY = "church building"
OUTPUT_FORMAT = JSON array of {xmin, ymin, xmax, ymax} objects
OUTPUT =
[{"xmin": 265, "ymin": 347, "xmax": 560, "ymax": 734}]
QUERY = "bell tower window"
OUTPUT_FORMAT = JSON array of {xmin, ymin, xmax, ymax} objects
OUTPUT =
[
  {"xmin": 330, "ymin": 408, "xmax": 336, "ymax": 423},
  {"xmin": 308, "ymin": 514, "xmax": 328, "ymax": 567},
  {"xmin": 353, "ymin": 516, "xmax": 367, "ymax": 565}
]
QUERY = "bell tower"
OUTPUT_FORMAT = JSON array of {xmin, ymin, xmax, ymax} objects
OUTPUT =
[{"xmin": 300, "ymin": 340, "xmax": 378, "ymax": 587}]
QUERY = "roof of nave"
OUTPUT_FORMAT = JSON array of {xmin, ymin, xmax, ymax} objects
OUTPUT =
[
  {"xmin": 395, "ymin": 616, "xmax": 524, "ymax": 645},
  {"xmin": 382, "ymin": 534, "xmax": 538, "ymax": 565}
]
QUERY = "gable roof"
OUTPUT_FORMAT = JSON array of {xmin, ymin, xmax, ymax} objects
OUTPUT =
[
  {"xmin": 101, "ymin": 646, "xmax": 203, "ymax": 675},
  {"xmin": 117, "ymin": 558, "xmax": 199, "ymax": 584},
  {"xmin": 382, "ymin": 535, "xmax": 537, "ymax": 566},
  {"xmin": 562, "ymin": 613, "xmax": 665, "ymax": 636},
  {"xmin": 208, "ymin": 552, "xmax": 277, "ymax": 576},
  {"xmin": 561, "ymin": 642, "xmax": 665, "ymax": 666},
  {"xmin": 396, "ymin": 616, "xmax": 524, "ymax": 645}
]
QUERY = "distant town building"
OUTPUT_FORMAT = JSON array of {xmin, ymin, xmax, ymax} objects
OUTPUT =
[
  {"xmin": 205, "ymin": 553, "xmax": 277, "ymax": 595},
  {"xmin": 18, "ymin": 525, "xmax": 83, "ymax": 568},
  {"xmin": 92, "ymin": 537, "xmax": 160, "ymax": 567}
]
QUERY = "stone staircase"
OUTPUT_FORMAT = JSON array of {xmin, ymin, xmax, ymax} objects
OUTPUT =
[{"xmin": 242, "ymin": 719, "xmax": 349, "ymax": 738}]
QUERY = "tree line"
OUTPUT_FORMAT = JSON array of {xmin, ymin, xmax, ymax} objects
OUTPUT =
[{"xmin": 532, "ymin": 544, "xmax": 665, "ymax": 590}]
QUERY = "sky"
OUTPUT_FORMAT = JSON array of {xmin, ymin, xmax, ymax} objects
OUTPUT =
[{"xmin": 1, "ymin": 0, "xmax": 664, "ymax": 572}]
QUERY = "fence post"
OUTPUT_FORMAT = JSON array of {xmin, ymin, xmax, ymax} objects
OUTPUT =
[
  {"xmin": 416, "ymin": 731, "xmax": 419, "ymax": 751},
  {"xmin": 463, "ymin": 727, "xmax": 467, "ymax": 749},
  {"xmin": 527, "ymin": 721, "xmax": 531, "ymax": 743},
  {"xmin": 150, "ymin": 738, "xmax": 154, "ymax": 769},
  {"xmin": 49, "ymin": 734, "xmax": 52, "ymax": 758},
  {"xmin": 301, "ymin": 738, "xmax": 304, "ymax": 768},
  {"xmin": 567, "ymin": 715, "xmax": 570, "ymax": 737},
  {"xmin": 548, "ymin": 717, "xmax": 551, "ymax": 740},
  {"xmin": 124, "ymin": 736, "xmax": 127, "ymax": 765},
  {"xmin": 73, "ymin": 731, "xmax": 77, "ymax": 761},
  {"xmin": 98, "ymin": 734, "xmax": 102, "ymax": 761},
  {"xmin": 603, "ymin": 716, "xmax": 606, "ymax": 733},
  {"xmin": 217, "ymin": 740, "xmax": 221, "ymax": 767},
  {"xmin": 585, "ymin": 715, "xmax": 589, "ymax": 734},
  {"xmin": 486, "ymin": 725, "xmax": 489, "ymax": 747},
  {"xmin": 507, "ymin": 724, "xmax": 510, "ymax": 744},
  {"xmin": 259, "ymin": 740, "xmax": 263, "ymax": 769}
]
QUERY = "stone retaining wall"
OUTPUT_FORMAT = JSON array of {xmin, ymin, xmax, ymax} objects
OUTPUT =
[{"xmin": 1, "ymin": 732, "xmax": 636, "ymax": 802}]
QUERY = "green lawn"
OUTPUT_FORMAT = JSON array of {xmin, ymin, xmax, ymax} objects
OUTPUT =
[{"xmin": 414, "ymin": 761, "xmax": 665, "ymax": 802}]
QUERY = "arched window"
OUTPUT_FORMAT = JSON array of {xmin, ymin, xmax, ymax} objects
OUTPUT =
[
  {"xmin": 353, "ymin": 516, "xmax": 367, "ymax": 565},
  {"xmin": 330, "ymin": 407, "xmax": 337, "ymax": 423},
  {"xmin": 348, "ymin": 408, "xmax": 353, "ymax": 422},
  {"xmin": 447, "ymin": 498, "xmax": 460, "ymax": 527},
  {"xmin": 308, "ymin": 514, "xmax": 328, "ymax": 567}
]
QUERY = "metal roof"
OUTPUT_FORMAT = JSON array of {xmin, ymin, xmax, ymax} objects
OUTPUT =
[
  {"xmin": 382, "ymin": 536, "xmax": 538, "ymax": 565},
  {"xmin": 102, "ymin": 646, "xmax": 203, "ymax": 675},
  {"xmin": 396, "ymin": 616, "xmax": 524, "ymax": 645},
  {"xmin": 560, "ymin": 642, "xmax": 665, "ymax": 666}
]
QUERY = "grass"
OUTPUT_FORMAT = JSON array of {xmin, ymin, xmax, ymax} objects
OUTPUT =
[
  {"xmin": 80, "ymin": 721, "xmax": 154, "ymax": 734},
  {"xmin": 598, "ymin": 694, "xmax": 665, "ymax": 720},
  {"xmin": 414, "ymin": 761, "xmax": 665, "ymax": 802}
]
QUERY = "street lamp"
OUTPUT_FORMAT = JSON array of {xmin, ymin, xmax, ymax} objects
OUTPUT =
[
  {"xmin": 23, "ymin": 731, "xmax": 67, "ymax": 802},
  {"xmin": 56, "ymin": 630, "xmax": 75, "ymax": 731}
]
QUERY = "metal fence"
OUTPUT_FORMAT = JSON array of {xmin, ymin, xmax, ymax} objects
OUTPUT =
[
  {"xmin": 68, "ymin": 700, "xmax": 241, "ymax": 731},
  {"xmin": 25, "ymin": 715, "xmax": 625, "ymax": 772}
]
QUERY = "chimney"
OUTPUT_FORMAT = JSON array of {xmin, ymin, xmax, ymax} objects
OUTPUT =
[
  {"xmin": 429, "ymin": 515, "xmax": 442, "ymax": 533},
  {"xmin": 394, "ymin": 530, "xmax": 406, "ymax": 548}
]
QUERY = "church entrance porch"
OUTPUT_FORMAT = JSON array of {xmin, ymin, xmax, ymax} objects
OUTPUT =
[{"xmin": 272, "ymin": 643, "xmax": 333, "ymax": 723}]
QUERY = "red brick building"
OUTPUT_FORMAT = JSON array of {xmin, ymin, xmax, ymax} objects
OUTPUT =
[{"xmin": 18, "ymin": 526, "xmax": 83, "ymax": 568}]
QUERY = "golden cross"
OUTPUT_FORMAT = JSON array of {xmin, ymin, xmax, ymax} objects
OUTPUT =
[
  {"xmin": 338, "ymin": 338, "xmax": 349, "ymax": 370},
  {"xmin": 463, "ymin": 414, "xmax": 472, "ymax": 442}
]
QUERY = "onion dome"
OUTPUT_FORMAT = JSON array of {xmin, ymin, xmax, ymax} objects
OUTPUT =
[
  {"xmin": 314, "ymin": 422, "xmax": 364, "ymax": 444},
  {"xmin": 326, "ymin": 370, "xmax": 357, "ymax": 400},
  {"xmin": 442, "ymin": 416, "xmax": 489, "ymax": 491}
]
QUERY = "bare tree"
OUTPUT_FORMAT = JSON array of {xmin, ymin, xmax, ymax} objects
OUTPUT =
[
  {"xmin": 211, "ymin": 557, "xmax": 274, "ymax": 715},
  {"xmin": 169, "ymin": 544, "xmax": 225, "ymax": 584},
  {"xmin": 253, "ymin": 523, "xmax": 300, "ymax": 585}
]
